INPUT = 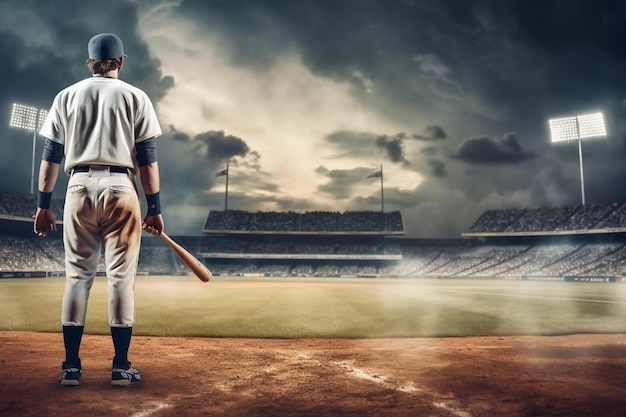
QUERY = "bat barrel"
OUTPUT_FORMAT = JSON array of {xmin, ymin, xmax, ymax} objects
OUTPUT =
[{"xmin": 160, "ymin": 232, "xmax": 212, "ymax": 282}]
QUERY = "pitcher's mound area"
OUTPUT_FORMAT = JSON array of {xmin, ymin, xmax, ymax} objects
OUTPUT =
[{"xmin": 1, "ymin": 332, "xmax": 625, "ymax": 416}]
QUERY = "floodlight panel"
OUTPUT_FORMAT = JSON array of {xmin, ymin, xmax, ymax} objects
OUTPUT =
[
  {"xmin": 549, "ymin": 116, "xmax": 579, "ymax": 142},
  {"xmin": 9, "ymin": 103, "xmax": 38, "ymax": 131},
  {"xmin": 577, "ymin": 112, "xmax": 606, "ymax": 139},
  {"xmin": 37, "ymin": 109, "xmax": 48, "ymax": 130}
]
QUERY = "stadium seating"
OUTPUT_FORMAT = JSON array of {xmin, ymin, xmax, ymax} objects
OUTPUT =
[
  {"xmin": 467, "ymin": 202, "xmax": 626, "ymax": 233},
  {"xmin": 2, "ymin": 190, "xmax": 626, "ymax": 280},
  {"xmin": 203, "ymin": 210, "xmax": 404, "ymax": 234}
]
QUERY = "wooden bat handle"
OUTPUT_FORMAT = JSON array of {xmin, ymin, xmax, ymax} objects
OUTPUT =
[{"xmin": 160, "ymin": 232, "xmax": 212, "ymax": 282}]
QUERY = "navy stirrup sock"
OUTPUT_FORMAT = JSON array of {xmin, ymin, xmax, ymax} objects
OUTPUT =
[
  {"xmin": 111, "ymin": 326, "xmax": 133, "ymax": 368},
  {"xmin": 63, "ymin": 325, "xmax": 84, "ymax": 367}
]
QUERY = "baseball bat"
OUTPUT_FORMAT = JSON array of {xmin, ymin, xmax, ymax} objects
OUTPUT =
[{"xmin": 160, "ymin": 232, "xmax": 212, "ymax": 282}]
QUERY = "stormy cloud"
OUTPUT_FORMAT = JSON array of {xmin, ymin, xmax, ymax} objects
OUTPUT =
[
  {"xmin": 455, "ymin": 133, "xmax": 535, "ymax": 164},
  {"xmin": 2, "ymin": 0, "xmax": 626, "ymax": 237}
]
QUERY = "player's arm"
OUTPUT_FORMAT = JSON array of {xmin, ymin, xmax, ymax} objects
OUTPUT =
[
  {"xmin": 34, "ymin": 139, "xmax": 63, "ymax": 237},
  {"xmin": 136, "ymin": 137, "xmax": 164, "ymax": 236}
]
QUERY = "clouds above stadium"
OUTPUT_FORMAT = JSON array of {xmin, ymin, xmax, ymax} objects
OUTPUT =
[{"xmin": 1, "ymin": 0, "xmax": 626, "ymax": 237}]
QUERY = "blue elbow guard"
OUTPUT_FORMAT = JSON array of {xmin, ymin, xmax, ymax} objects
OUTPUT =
[
  {"xmin": 136, "ymin": 137, "xmax": 157, "ymax": 166},
  {"xmin": 41, "ymin": 139, "xmax": 64, "ymax": 164}
]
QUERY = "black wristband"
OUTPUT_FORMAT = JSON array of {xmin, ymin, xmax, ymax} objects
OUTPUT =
[
  {"xmin": 146, "ymin": 192, "xmax": 161, "ymax": 215},
  {"xmin": 37, "ymin": 191, "xmax": 53, "ymax": 209}
]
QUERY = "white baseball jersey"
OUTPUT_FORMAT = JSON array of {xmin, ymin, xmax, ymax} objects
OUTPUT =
[{"xmin": 39, "ymin": 77, "xmax": 162, "ymax": 174}]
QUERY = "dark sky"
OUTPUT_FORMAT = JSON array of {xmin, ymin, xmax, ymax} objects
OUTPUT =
[{"xmin": 1, "ymin": 0, "xmax": 625, "ymax": 237}]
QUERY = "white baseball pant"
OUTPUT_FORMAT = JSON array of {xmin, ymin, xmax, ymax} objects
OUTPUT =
[{"xmin": 61, "ymin": 166, "xmax": 141, "ymax": 327}]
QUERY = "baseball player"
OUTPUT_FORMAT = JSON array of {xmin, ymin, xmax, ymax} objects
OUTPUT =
[{"xmin": 34, "ymin": 33, "xmax": 164, "ymax": 387}]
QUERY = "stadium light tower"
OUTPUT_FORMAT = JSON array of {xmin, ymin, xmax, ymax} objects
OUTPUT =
[
  {"xmin": 9, "ymin": 103, "xmax": 48, "ymax": 195},
  {"xmin": 548, "ymin": 111, "xmax": 606, "ymax": 205}
]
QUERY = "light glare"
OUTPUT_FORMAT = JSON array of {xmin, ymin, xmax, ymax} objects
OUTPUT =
[
  {"xmin": 9, "ymin": 103, "xmax": 47, "ymax": 131},
  {"xmin": 10, "ymin": 103, "xmax": 38, "ymax": 130}
]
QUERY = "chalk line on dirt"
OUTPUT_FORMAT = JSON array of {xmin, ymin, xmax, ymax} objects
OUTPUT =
[
  {"xmin": 130, "ymin": 402, "xmax": 169, "ymax": 417},
  {"xmin": 433, "ymin": 402, "xmax": 473, "ymax": 417},
  {"xmin": 331, "ymin": 359, "xmax": 471, "ymax": 417}
]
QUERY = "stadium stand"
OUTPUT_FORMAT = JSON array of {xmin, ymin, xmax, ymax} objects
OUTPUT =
[
  {"xmin": 466, "ymin": 202, "xmax": 626, "ymax": 235},
  {"xmin": 379, "ymin": 240, "xmax": 626, "ymax": 279},
  {"xmin": 2, "ymin": 189, "xmax": 626, "ymax": 281},
  {"xmin": 0, "ymin": 190, "xmax": 64, "ymax": 220},
  {"xmin": 202, "ymin": 209, "xmax": 405, "ymax": 234},
  {"xmin": 0, "ymin": 235, "xmax": 65, "ymax": 271}
]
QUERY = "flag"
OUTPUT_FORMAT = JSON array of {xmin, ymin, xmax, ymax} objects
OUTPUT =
[
  {"xmin": 366, "ymin": 170, "xmax": 382, "ymax": 179},
  {"xmin": 215, "ymin": 168, "xmax": 228, "ymax": 177}
]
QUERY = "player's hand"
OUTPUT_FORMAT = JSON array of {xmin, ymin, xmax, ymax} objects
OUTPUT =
[
  {"xmin": 142, "ymin": 214, "xmax": 164, "ymax": 236},
  {"xmin": 34, "ymin": 208, "xmax": 57, "ymax": 238}
]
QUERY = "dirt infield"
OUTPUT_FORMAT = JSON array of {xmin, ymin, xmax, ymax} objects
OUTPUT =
[{"xmin": 1, "ymin": 331, "xmax": 625, "ymax": 417}]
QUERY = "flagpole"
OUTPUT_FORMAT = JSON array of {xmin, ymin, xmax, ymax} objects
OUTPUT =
[
  {"xmin": 379, "ymin": 164, "xmax": 384, "ymax": 214},
  {"xmin": 224, "ymin": 162, "xmax": 229, "ymax": 211},
  {"xmin": 380, "ymin": 164, "xmax": 384, "ymax": 230}
]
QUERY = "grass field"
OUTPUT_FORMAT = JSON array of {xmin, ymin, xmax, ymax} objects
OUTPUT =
[{"xmin": 2, "ymin": 276, "xmax": 626, "ymax": 338}]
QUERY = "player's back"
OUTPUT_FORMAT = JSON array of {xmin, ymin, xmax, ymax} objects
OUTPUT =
[{"xmin": 43, "ymin": 77, "xmax": 156, "ymax": 173}]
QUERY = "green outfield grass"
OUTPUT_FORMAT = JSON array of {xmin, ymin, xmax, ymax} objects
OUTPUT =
[{"xmin": 1, "ymin": 276, "xmax": 626, "ymax": 338}]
